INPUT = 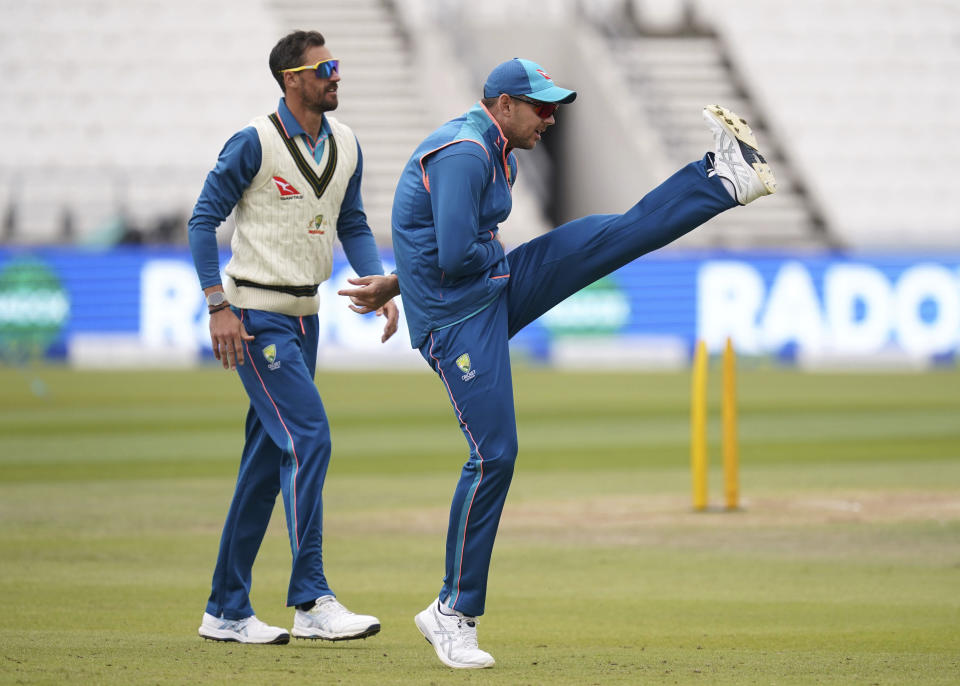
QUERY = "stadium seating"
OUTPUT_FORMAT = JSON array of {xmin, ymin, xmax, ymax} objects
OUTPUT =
[
  {"xmin": 2, "ymin": 0, "xmax": 957, "ymax": 251},
  {"xmin": 0, "ymin": 0, "xmax": 428, "ymax": 245},
  {"xmin": 0, "ymin": 0, "xmax": 281, "ymax": 243},
  {"xmin": 393, "ymin": 0, "xmax": 958, "ymax": 250},
  {"xmin": 691, "ymin": 0, "xmax": 960, "ymax": 249}
]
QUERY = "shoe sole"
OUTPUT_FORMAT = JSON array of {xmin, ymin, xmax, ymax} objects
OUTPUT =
[
  {"xmin": 291, "ymin": 623, "xmax": 381, "ymax": 642},
  {"xmin": 414, "ymin": 610, "xmax": 494, "ymax": 669},
  {"xmin": 198, "ymin": 630, "xmax": 290, "ymax": 645},
  {"xmin": 704, "ymin": 104, "xmax": 777, "ymax": 195}
]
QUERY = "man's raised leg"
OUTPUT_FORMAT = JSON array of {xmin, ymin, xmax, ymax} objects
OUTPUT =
[{"xmin": 505, "ymin": 105, "xmax": 775, "ymax": 335}]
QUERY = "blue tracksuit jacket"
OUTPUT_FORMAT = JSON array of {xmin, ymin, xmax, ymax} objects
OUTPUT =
[{"xmin": 391, "ymin": 103, "xmax": 517, "ymax": 348}]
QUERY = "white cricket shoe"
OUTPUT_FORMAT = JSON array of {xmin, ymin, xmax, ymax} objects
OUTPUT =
[
  {"xmin": 291, "ymin": 595, "xmax": 381, "ymax": 641},
  {"xmin": 703, "ymin": 104, "xmax": 777, "ymax": 205},
  {"xmin": 198, "ymin": 612, "xmax": 290, "ymax": 644},
  {"xmin": 414, "ymin": 598, "xmax": 495, "ymax": 669}
]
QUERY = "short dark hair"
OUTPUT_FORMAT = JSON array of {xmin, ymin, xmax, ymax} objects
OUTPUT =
[{"xmin": 269, "ymin": 30, "xmax": 326, "ymax": 92}]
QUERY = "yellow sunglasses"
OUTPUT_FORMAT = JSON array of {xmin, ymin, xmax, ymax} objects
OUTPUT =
[{"xmin": 279, "ymin": 59, "xmax": 340, "ymax": 79}]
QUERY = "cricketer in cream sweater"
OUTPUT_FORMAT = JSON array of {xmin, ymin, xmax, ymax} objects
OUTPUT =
[
  {"xmin": 222, "ymin": 112, "xmax": 358, "ymax": 316},
  {"xmin": 187, "ymin": 30, "xmax": 397, "ymax": 647}
]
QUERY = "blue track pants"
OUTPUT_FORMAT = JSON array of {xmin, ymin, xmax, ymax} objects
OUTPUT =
[
  {"xmin": 205, "ymin": 309, "xmax": 333, "ymax": 619},
  {"xmin": 420, "ymin": 157, "xmax": 736, "ymax": 616}
]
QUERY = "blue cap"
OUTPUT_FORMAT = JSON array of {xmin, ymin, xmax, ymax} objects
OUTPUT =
[{"xmin": 483, "ymin": 58, "xmax": 577, "ymax": 104}]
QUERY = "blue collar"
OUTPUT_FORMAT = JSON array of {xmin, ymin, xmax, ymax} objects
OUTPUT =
[
  {"xmin": 276, "ymin": 98, "xmax": 330, "ymax": 146},
  {"xmin": 464, "ymin": 102, "xmax": 508, "ymax": 154}
]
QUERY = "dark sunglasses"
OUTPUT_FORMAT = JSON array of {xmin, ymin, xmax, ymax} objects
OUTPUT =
[
  {"xmin": 511, "ymin": 94, "xmax": 558, "ymax": 120},
  {"xmin": 280, "ymin": 58, "xmax": 340, "ymax": 79}
]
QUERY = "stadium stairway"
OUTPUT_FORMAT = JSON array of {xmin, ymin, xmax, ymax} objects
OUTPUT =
[
  {"xmin": 610, "ymin": 34, "xmax": 834, "ymax": 251},
  {"xmin": 266, "ymin": 0, "xmax": 432, "ymax": 244},
  {"xmin": 695, "ymin": 0, "xmax": 960, "ymax": 250}
]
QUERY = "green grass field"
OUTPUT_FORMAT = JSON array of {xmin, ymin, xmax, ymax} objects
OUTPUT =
[{"xmin": 1, "ymin": 363, "xmax": 959, "ymax": 685}]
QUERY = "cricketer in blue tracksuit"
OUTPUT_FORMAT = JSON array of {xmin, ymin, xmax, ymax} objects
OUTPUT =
[{"xmin": 390, "ymin": 63, "xmax": 737, "ymax": 618}]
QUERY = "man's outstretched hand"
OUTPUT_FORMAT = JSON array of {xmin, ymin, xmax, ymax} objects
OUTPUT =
[{"xmin": 338, "ymin": 274, "xmax": 402, "ymax": 343}]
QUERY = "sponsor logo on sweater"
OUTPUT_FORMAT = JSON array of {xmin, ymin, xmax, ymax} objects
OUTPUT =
[{"xmin": 272, "ymin": 176, "xmax": 302, "ymax": 200}]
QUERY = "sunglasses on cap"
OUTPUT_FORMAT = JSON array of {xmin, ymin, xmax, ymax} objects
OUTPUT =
[
  {"xmin": 280, "ymin": 58, "xmax": 340, "ymax": 79},
  {"xmin": 511, "ymin": 94, "xmax": 558, "ymax": 120}
]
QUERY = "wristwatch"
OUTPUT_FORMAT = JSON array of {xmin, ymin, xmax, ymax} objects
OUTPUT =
[{"xmin": 206, "ymin": 291, "xmax": 227, "ymax": 308}]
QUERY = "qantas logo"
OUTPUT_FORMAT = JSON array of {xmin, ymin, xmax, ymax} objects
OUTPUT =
[
  {"xmin": 272, "ymin": 176, "xmax": 302, "ymax": 199},
  {"xmin": 536, "ymin": 69, "xmax": 552, "ymax": 81}
]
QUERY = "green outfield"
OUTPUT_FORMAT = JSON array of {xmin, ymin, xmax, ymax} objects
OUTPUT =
[{"xmin": 1, "ymin": 364, "xmax": 958, "ymax": 685}]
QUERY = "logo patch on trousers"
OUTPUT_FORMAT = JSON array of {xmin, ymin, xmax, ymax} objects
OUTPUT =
[
  {"xmin": 455, "ymin": 353, "xmax": 476, "ymax": 381},
  {"xmin": 263, "ymin": 344, "xmax": 281, "ymax": 371}
]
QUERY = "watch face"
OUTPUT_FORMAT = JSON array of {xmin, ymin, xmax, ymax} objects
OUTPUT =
[{"xmin": 207, "ymin": 291, "xmax": 226, "ymax": 307}]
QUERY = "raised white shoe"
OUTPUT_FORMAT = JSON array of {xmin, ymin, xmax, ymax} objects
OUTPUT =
[
  {"xmin": 198, "ymin": 612, "xmax": 290, "ymax": 644},
  {"xmin": 414, "ymin": 598, "xmax": 495, "ymax": 669},
  {"xmin": 291, "ymin": 596, "xmax": 381, "ymax": 641},
  {"xmin": 703, "ymin": 104, "xmax": 777, "ymax": 205}
]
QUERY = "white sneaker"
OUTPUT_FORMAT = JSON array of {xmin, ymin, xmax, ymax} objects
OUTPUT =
[
  {"xmin": 414, "ymin": 598, "xmax": 495, "ymax": 669},
  {"xmin": 198, "ymin": 612, "xmax": 290, "ymax": 644},
  {"xmin": 291, "ymin": 596, "xmax": 381, "ymax": 641},
  {"xmin": 703, "ymin": 104, "xmax": 777, "ymax": 205}
]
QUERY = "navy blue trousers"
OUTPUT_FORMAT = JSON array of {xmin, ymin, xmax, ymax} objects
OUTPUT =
[
  {"xmin": 420, "ymin": 157, "xmax": 736, "ymax": 616},
  {"xmin": 205, "ymin": 309, "xmax": 333, "ymax": 619}
]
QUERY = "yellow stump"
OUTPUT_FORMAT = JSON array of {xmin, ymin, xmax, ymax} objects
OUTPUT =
[
  {"xmin": 690, "ymin": 340, "xmax": 708, "ymax": 511},
  {"xmin": 722, "ymin": 337, "xmax": 739, "ymax": 510}
]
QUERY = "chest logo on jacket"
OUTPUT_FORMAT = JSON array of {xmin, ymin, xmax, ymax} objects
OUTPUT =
[
  {"xmin": 272, "ymin": 176, "xmax": 303, "ymax": 200},
  {"xmin": 455, "ymin": 353, "xmax": 476, "ymax": 382}
]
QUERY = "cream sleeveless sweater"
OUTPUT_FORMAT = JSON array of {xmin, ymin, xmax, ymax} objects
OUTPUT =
[{"xmin": 223, "ymin": 114, "xmax": 359, "ymax": 316}]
